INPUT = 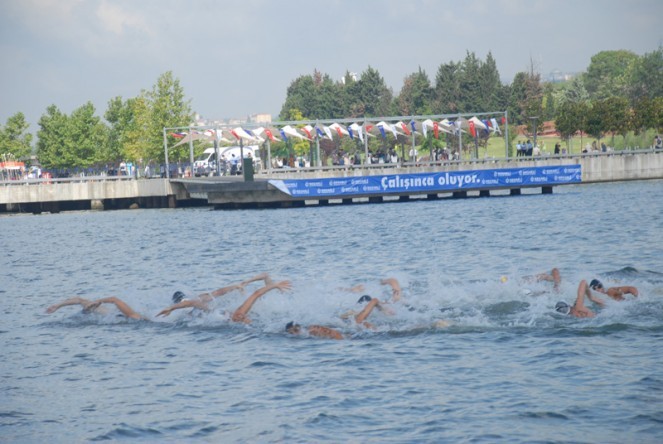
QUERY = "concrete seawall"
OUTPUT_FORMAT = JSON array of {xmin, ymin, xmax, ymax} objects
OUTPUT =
[{"xmin": 1, "ymin": 151, "xmax": 661, "ymax": 213}]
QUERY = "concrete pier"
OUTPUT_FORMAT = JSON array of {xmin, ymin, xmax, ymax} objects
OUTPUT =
[{"xmin": 1, "ymin": 150, "xmax": 661, "ymax": 213}]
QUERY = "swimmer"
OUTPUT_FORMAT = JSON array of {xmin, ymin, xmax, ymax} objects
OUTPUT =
[
  {"xmin": 46, "ymin": 296, "xmax": 148, "ymax": 320},
  {"xmin": 555, "ymin": 280, "xmax": 606, "ymax": 318},
  {"xmin": 522, "ymin": 268, "xmax": 561, "ymax": 291},
  {"xmin": 588, "ymin": 278, "xmax": 638, "ymax": 301},
  {"xmin": 340, "ymin": 295, "xmax": 390, "ymax": 329},
  {"xmin": 157, "ymin": 279, "xmax": 292, "ymax": 324},
  {"xmin": 156, "ymin": 272, "xmax": 274, "ymax": 317}
]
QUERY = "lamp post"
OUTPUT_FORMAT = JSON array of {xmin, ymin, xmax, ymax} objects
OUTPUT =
[{"xmin": 529, "ymin": 116, "xmax": 539, "ymax": 151}]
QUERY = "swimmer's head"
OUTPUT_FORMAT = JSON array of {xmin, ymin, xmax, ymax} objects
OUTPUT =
[
  {"xmin": 357, "ymin": 295, "xmax": 372, "ymax": 304},
  {"xmin": 285, "ymin": 321, "xmax": 301, "ymax": 334},
  {"xmin": 555, "ymin": 301, "xmax": 571, "ymax": 315},
  {"xmin": 172, "ymin": 291, "xmax": 186, "ymax": 304},
  {"xmin": 589, "ymin": 279, "xmax": 603, "ymax": 291},
  {"xmin": 500, "ymin": 276, "xmax": 508, "ymax": 283}
]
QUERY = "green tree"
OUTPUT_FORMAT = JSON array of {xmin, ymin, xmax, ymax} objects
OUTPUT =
[
  {"xmin": 478, "ymin": 51, "xmax": 502, "ymax": 111},
  {"xmin": 279, "ymin": 74, "xmax": 316, "ymax": 120},
  {"xmin": 433, "ymin": 61, "xmax": 461, "ymax": 113},
  {"xmin": 0, "ymin": 112, "xmax": 33, "ymax": 159},
  {"xmin": 66, "ymin": 102, "xmax": 108, "ymax": 168},
  {"xmin": 627, "ymin": 46, "xmax": 663, "ymax": 102},
  {"xmin": 36, "ymin": 105, "xmax": 69, "ymax": 169},
  {"xmin": 583, "ymin": 50, "xmax": 638, "ymax": 100},
  {"xmin": 542, "ymin": 83, "xmax": 556, "ymax": 121},
  {"xmin": 584, "ymin": 101, "xmax": 607, "ymax": 142},
  {"xmin": 632, "ymin": 96, "xmax": 663, "ymax": 134},
  {"xmin": 458, "ymin": 51, "xmax": 482, "ymax": 112},
  {"xmin": 397, "ymin": 67, "xmax": 433, "ymax": 115},
  {"xmin": 354, "ymin": 66, "xmax": 392, "ymax": 117},
  {"xmin": 556, "ymin": 76, "xmax": 590, "ymax": 107},
  {"xmin": 555, "ymin": 101, "xmax": 589, "ymax": 150},
  {"xmin": 146, "ymin": 71, "xmax": 193, "ymax": 162},
  {"xmin": 601, "ymin": 97, "xmax": 631, "ymax": 144}
]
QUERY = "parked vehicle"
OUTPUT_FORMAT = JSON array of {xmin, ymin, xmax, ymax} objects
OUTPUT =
[{"xmin": 193, "ymin": 145, "xmax": 260, "ymax": 176}]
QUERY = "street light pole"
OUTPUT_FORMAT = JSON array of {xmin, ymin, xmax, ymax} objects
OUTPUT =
[{"xmin": 529, "ymin": 116, "xmax": 539, "ymax": 150}]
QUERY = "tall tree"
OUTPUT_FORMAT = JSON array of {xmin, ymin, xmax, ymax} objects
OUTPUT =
[
  {"xmin": 0, "ymin": 112, "xmax": 33, "ymax": 160},
  {"xmin": 478, "ymin": 51, "xmax": 502, "ymax": 111},
  {"xmin": 632, "ymin": 96, "xmax": 663, "ymax": 134},
  {"xmin": 397, "ymin": 67, "xmax": 433, "ymax": 115},
  {"xmin": 36, "ymin": 105, "xmax": 69, "ymax": 169},
  {"xmin": 583, "ymin": 50, "xmax": 638, "ymax": 100},
  {"xmin": 627, "ymin": 46, "xmax": 663, "ymax": 102},
  {"xmin": 146, "ymin": 71, "xmax": 193, "ymax": 161},
  {"xmin": 457, "ymin": 51, "xmax": 482, "ymax": 112},
  {"xmin": 555, "ymin": 101, "xmax": 589, "ymax": 150},
  {"xmin": 66, "ymin": 102, "xmax": 108, "ymax": 168},
  {"xmin": 354, "ymin": 66, "xmax": 392, "ymax": 117},
  {"xmin": 434, "ymin": 61, "xmax": 461, "ymax": 113}
]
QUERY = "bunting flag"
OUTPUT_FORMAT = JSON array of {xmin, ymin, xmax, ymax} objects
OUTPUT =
[
  {"xmin": 279, "ymin": 129, "xmax": 288, "ymax": 141},
  {"xmin": 315, "ymin": 126, "xmax": 325, "ymax": 138},
  {"xmin": 378, "ymin": 125, "xmax": 386, "ymax": 139},
  {"xmin": 347, "ymin": 126, "xmax": 354, "ymax": 140},
  {"xmin": 323, "ymin": 126, "xmax": 333, "ymax": 141},
  {"xmin": 400, "ymin": 122, "xmax": 411, "ymax": 136},
  {"xmin": 231, "ymin": 129, "xmax": 240, "ymax": 140},
  {"xmin": 433, "ymin": 121, "xmax": 439, "ymax": 139},
  {"xmin": 301, "ymin": 125, "xmax": 313, "ymax": 139},
  {"xmin": 349, "ymin": 123, "xmax": 364, "ymax": 142},
  {"xmin": 171, "ymin": 132, "xmax": 186, "ymax": 139},
  {"xmin": 264, "ymin": 128, "xmax": 275, "ymax": 142},
  {"xmin": 410, "ymin": 121, "xmax": 417, "ymax": 135},
  {"xmin": 490, "ymin": 118, "xmax": 501, "ymax": 134},
  {"xmin": 469, "ymin": 120, "xmax": 476, "ymax": 138},
  {"xmin": 329, "ymin": 123, "xmax": 349, "ymax": 139}
]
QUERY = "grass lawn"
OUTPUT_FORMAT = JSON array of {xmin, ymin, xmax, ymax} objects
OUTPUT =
[{"xmin": 480, "ymin": 128, "xmax": 659, "ymax": 158}]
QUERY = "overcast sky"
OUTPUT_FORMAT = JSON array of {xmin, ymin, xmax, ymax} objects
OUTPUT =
[{"xmin": 1, "ymin": 0, "xmax": 661, "ymax": 131}]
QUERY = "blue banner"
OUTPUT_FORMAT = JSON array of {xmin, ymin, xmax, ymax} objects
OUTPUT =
[{"xmin": 270, "ymin": 165, "xmax": 582, "ymax": 198}]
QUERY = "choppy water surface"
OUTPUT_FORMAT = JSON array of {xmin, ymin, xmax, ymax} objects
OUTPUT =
[{"xmin": 2, "ymin": 180, "xmax": 662, "ymax": 443}]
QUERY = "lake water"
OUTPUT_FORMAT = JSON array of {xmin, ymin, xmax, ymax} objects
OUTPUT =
[{"xmin": 2, "ymin": 180, "xmax": 662, "ymax": 443}]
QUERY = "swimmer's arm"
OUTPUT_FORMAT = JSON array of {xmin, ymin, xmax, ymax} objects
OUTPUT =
[
  {"xmin": 90, "ymin": 297, "xmax": 146, "ymax": 320},
  {"xmin": 618, "ymin": 286, "xmax": 639, "ymax": 297},
  {"xmin": 308, "ymin": 325, "xmax": 344, "ymax": 340},
  {"xmin": 156, "ymin": 299, "xmax": 208, "ymax": 317},
  {"xmin": 240, "ymin": 272, "xmax": 273, "ymax": 287},
  {"xmin": 211, "ymin": 273, "xmax": 272, "ymax": 298},
  {"xmin": 380, "ymin": 278, "xmax": 402, "ymax": 302},
  {"xmin": 354, "ymin": 298, "xmax": 380, "ymax": 325},
  {"xmin": 339, "ymin": 284, "xmax": 365, "ymax": 293},
  {"xmin": 46, "ymin": 297, "xmax": 93, "ymax": 313}
]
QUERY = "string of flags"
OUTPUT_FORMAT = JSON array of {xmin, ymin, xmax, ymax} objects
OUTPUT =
[{"xmin": 171, "ymin": 116, "xmax": 505, "ymax": 147}]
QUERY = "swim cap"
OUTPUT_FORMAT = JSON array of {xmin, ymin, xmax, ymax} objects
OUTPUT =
[
  {"xmin": 589, "ymin": 279, "xmax": 603, "ymax": 290},
  {"xmin": 285, "ymin": 321, "xmax": 300, "ymax": 333},
  {"xmin": 500, "ymin": 276, "xmax": 508, "ymax": 283},
  {"xmin": 357, "ymin": 295, "xmax": 372, "ymax": 304},
  {"xmin": 172, "ymin": 291, "xmax": 186, "ymax": 304},
  {"xmin": 555, "ymin": 301, "xmax": 571, "ymax": 315}
]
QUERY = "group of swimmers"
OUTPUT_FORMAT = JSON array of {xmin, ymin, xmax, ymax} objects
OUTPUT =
[
  {"xmin": 46, "ymin": 269, "xmax": 640, "ymax": 338},
  {"xmin": 45, "ymin": 273, "xmax": 408, "ymax": 339},
  {"xmin": 526, "ymin": 267, "xmax": 639, "ymax": 317}
]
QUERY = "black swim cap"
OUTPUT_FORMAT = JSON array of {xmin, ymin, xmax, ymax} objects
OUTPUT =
[
  {"xmin": 589, "ymin": 279, "xmax": 603, "ymax": 290},
  {"xmin": 357, "ymin": 295, "xmax": 372, "ymax": 304},
  {"xmin": 172, "ymin": 291, "xmax": 186, "ymax": 303},
  {"xmin": 285, "ymin": 321, "xmax": 300, "ymax": 332},
  {"xmin": 555, "ymin": 301, "xmax": 571, "ymax": 315}
]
